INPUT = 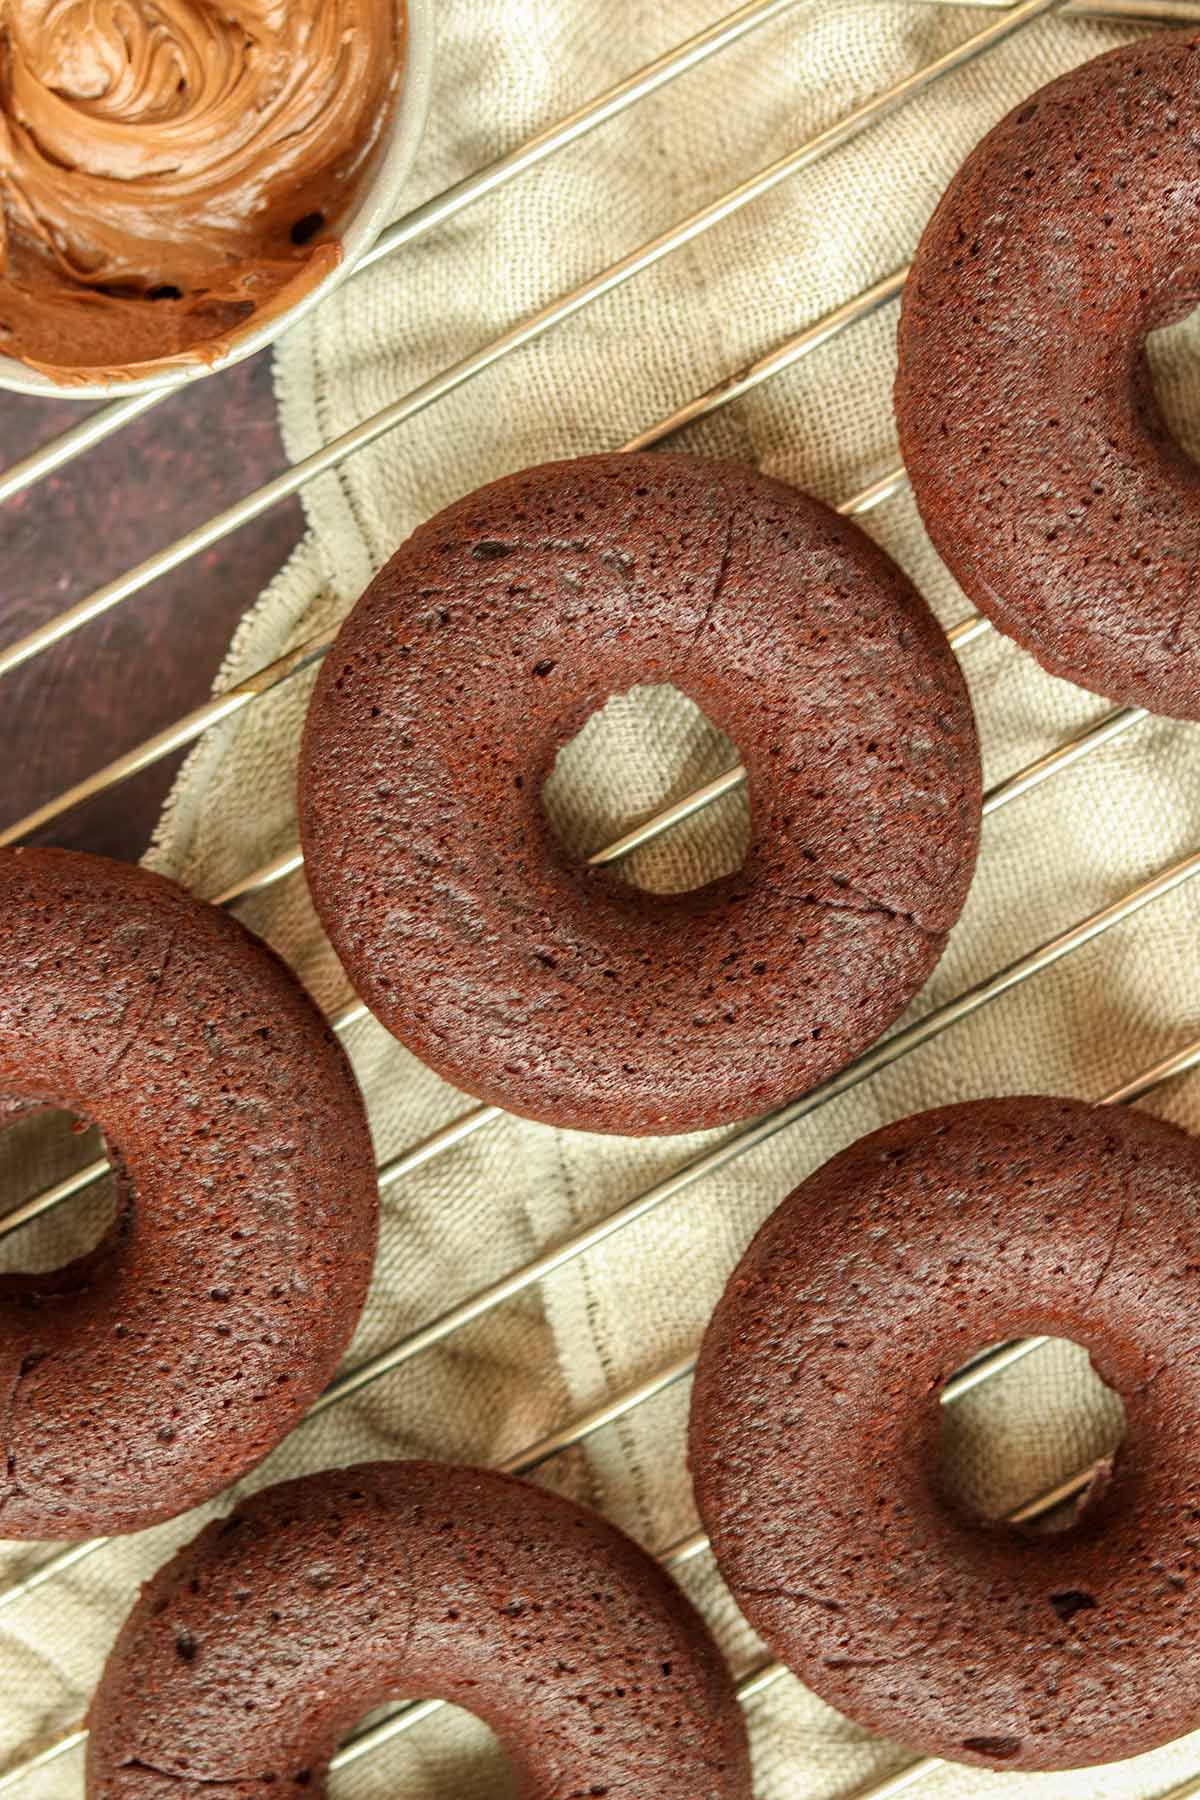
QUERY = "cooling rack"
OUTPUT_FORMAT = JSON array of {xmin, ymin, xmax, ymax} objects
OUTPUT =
[{"xmin": 5, "ymin": 0, "xmax": 1200, "ymax": 1794}]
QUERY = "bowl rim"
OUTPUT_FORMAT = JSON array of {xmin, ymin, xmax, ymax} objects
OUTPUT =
[{"xmin": 0, "ymin": 0, "xmax": 436, "ymax": 401}]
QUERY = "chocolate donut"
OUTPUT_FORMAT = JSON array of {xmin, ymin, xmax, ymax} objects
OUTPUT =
[
  {"xmin": 689, "ymin": 1095, "xmax": 1200, "ymax": 1770},
  {"xmin": 86, "ymin": 1460, "xmax": 753, "ymax": 1799},
  {"xmin": 896, "ymin": 33, "xmax": 1200, "ymax": 719},
  {"xmin": 299, "ymin": 453, "xmax": 980, "ymax": 1135},
  {"xmin": 0, "ymin": 848, "xmax": 378, "ymax": 1540}
]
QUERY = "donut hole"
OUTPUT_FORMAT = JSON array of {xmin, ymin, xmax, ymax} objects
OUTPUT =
[
  {"xmin": 936, "ymin": 1335, "xmax": 1126, "ymax": 1538},
  {"xmin": 1144, "ymin": 301, "xmax": 1200, "ymax": 469},
  {"xmin": 0, "ymin": 1107, "xmax": 121, "ymax": 1278},
  {"xmin": 332, "ymin": 1698, "xmax": 518, "ymax": 1795},
  {"xmin": 541, "ymin": 683, "xmax": 749, "ymax": 895}
]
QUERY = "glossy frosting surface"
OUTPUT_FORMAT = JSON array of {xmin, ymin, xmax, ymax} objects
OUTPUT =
[{"xmin": 0, "ymin": 1, "xmax": 402, "ymax": 379}]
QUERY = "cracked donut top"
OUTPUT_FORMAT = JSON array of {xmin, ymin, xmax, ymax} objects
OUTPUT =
[
  {"xmin": 895, "ymin": 31, "xmax": 1200, "ymax": 720},
  {"xmin": 0, "ymin": 0, "xmax": 404, "ymax": 382},
  {"xmin": 690, "ymin": 1094, "xmax": 1200, "ymax": 1771},
  {"xmin": 85, "ymin": 1460, "xmax": 755, "ymax": 1798},
  {"xmin": 299, "ymin": 452, "xmax": 981, "ymax": 1135},
  {"xmin": 0, "ymin": 846, "xmax": 378, "ymax": 1539}
]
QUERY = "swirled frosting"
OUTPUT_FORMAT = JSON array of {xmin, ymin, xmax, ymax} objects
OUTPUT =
[{"xmin": 0, "ymin": 1, "xmax": 403, "ymax": 381}]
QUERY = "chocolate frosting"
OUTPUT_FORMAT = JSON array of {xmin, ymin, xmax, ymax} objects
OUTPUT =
[{"xmin": 0, "ymin": 1, "xmax": 403, "ymax": 381}]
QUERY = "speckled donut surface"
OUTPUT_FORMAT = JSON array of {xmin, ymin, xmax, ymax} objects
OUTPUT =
[
  {"xmin": 689, "ymin": 1095, "xmax": 1200, "ymax": 1771},
  {"xmin": 0, "ymin": 848, "xmax": 378, "ymax": 1540},
  {"xmin": 86, "ymin": 1459, "xmax": 753, "ymax": 1800},
  {"xmin": 299, "ymin": 453, "xmax": 980, "ymax": 1135},
  {"xmin": 896, "ymin": 33, "xmax": 1200, "ymax": 719}
]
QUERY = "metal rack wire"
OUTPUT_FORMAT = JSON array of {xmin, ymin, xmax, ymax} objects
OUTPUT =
[{"xmin": 4, "ymin": 0, "xmax": 1200, "ymax": 1794}]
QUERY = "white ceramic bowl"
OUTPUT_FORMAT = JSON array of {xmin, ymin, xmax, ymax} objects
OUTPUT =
[{"xmin": 0, "ymin": 1, "xmax": 435, "ymax": 400}]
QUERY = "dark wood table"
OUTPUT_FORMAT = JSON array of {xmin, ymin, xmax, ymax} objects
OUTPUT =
[{"xmin": 0, "ymin": 357, "xmax": 305, "ymax": 863}]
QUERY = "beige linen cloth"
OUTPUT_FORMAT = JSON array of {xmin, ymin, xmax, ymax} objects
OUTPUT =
[{"xmin": 6, "ymin": 1, "xmax": 1200, "ymax": 1794}]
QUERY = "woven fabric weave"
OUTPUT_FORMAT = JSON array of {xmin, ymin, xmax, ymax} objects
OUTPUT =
[{"xmin": 5, "ymin": 3, "xmax": 1200, "ymax": 1796}]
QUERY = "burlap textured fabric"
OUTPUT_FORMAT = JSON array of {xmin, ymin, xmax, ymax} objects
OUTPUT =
[{"xmin": 5, "ymin": 1, "xmax": 1200, "ymax": 1794}]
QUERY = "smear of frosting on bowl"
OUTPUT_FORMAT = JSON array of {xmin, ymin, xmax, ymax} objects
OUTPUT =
[{"xmin": 0, "ymin": 1, "xmax": 404, "ymax": 382}]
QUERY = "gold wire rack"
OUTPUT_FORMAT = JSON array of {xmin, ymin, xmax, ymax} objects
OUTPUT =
[{"xmin": 4, "ymin": 0, "xmax": 1200, "ymax": 1794}]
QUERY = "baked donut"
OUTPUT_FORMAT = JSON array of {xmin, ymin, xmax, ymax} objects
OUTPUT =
[
  {"xmin": 86, "ymin": 1460, "xmax": 754, "ymax": 1799},
  {"xmin": 896, "ymin": 33, "xmax": 1200, "ymax": 720},
  {"xmin": 689, "ymin": 1094, "xmax": 1200, "ymax": 1770},
  {"xmin": 299, "ymin": 453, "xmax": 980, "ymax": 1135},
  {"xmin": 0, "ymin": 848, "xmax": 378, "ymax": 1540}
]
